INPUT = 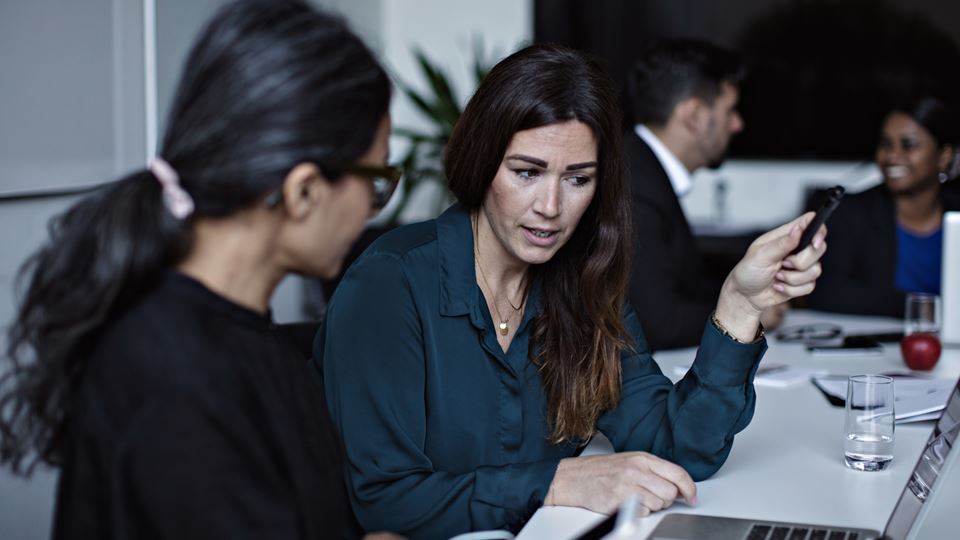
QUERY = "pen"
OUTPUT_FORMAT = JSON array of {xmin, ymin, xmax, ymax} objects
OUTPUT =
[{"xmin": 757, "ymin": 364, "xmax": 789, "ymax": 375}]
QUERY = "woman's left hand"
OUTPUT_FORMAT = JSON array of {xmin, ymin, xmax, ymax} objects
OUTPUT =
[{"xmin": 715, "ymin": 212, "xmax": 827, "ymax": 341}]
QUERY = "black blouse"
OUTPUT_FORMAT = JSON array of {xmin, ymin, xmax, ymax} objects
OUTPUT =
[
  {"xmin": 53, "ymin": 271, "xmax": 346, "ymax": 539},
  {"xmin": 809, "ymin": 183, "xmax": 960, "ymax": 317}
]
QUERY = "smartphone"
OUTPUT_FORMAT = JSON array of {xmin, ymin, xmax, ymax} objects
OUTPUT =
[
  {"xmin": 574, "ymin": 511, "xmax": 618, "ymax": 540},
  {"xmin": 574, "ymin": 496, "xmax": 642, "ymax": 540},
  {"xmin": 791, "ymin": 185, "xmax": 845, "ymax": 254},
  {"xmin": 849, "ymin": 331, "xmax": 903, "ymax": 343},
  {"xmin": 807, "ymin": 335, "xmax": 883, "ymax": 355}
]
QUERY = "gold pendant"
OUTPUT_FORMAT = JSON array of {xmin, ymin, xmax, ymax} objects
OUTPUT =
[{"xmin": 499, "ymin": 322, "xmax": 509, "ymax": 336}]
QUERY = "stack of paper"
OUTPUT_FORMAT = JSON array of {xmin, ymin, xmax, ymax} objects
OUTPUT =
[
  {"xmin": 811, "ymin": 375, "xmax": 954, "ymax": 423},
  {"xmin": 752, "ymin": 364, "xmax": 829, "ymax": 388}
]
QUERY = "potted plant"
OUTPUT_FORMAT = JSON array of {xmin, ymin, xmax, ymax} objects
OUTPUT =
[{"xmin": 388, "ymin": 39, "xmax": 496, "ymax": 223}]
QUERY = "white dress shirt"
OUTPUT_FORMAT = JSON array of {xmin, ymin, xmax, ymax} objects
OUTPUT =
[{"xmin": 635, "ymin": 124, "xmax": 692, "ymax": 198}]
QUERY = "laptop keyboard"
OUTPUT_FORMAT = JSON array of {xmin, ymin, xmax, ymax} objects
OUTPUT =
[{"xmin": 746, "ymin": 524, "xmax": 859, "ymax": 540}]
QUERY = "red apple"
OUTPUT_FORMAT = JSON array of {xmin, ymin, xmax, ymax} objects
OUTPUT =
[{"xmin": 901, "ymin": 333, "xmax": 942, "ymax": 370}]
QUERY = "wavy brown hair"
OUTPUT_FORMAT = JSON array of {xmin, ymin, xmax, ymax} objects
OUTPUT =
[{"xmin": 445, "ymin": 44, "xmax": 632, "ymax": 444}]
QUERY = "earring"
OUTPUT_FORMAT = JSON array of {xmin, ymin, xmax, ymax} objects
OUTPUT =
[{"xmin": 939, "ymin": 171, "xmax": 949, "ymax": 183}]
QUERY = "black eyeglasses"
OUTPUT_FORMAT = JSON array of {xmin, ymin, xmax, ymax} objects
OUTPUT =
[
  {"xmin": 332, "ymin": 163, "xmax": 402, "ymax": 210},
  {"xmin": 264, "ymin": 163, "xmax": 402, "ymax": 211},
  {"xmin": 774, "ymin": 323, "xmax": 843, "ymax": 343}
]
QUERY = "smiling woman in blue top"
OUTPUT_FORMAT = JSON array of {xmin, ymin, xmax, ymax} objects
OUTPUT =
[
  {"xmin": 319, "ymin": 44, "xmax": 828, "ymax": 538},
  {"xmin": 809, "ymin": 96, "xmax": 960, "ymax": 317}
]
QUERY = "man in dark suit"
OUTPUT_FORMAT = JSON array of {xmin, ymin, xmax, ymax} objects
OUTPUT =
[{"xmin": 626, "ymin": 39, "xmax": 775, "ymax": 350}]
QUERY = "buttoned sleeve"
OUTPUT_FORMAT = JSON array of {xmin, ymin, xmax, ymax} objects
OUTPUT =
[
  {"xmin": 596, "ymin": 306, "xmax": 766, "ymax": 481},
  {"xmin": 318, "ymin": 252, "xmax": 559, "ymax": 539}
]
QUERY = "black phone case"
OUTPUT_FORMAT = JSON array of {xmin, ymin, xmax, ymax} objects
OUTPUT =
[{"xmin": 791, "ymin": 185, "xmax": 845, "ymax": 254}]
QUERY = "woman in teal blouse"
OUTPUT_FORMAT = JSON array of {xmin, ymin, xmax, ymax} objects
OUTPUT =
[{"xmin": 319, "ymin": 44, "xmax": 827, "ymax": 539}]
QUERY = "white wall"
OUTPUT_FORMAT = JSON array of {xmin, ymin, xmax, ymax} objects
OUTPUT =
[
  {"xmin": 1, "ymin": 1, "xmax": 148, "ymax": 531},
  {"xmin": 155, "ymin": 0, "xmax": 227, "ymax": 141},
  {"xmin": 0, "ymin": 0, "xmax": 146, "ymax": 193},
  {"xmin": 0, "ymin": 0, "xmax": 146, "ymax": 534},
  {"xmin": 381, "ymin": 0, "xmax": 532, "ymax": 133},
  {"xmin": 377, "ymin": 0, "xmax": 533, "ymax": 223},
  {"xmin": 683, "ymin": 160, "xmax": 882, "ymax": 232},
  {"xmin": 319, "ymin": 0, "xmax": 383, "ymax": 52},
  {"xmin": 0, "ymin": 199, "xmax": 78, "ymax": 540},
  {"xmin": 0, "ymin": 0, "xmax": 146, "ymax": 342}
]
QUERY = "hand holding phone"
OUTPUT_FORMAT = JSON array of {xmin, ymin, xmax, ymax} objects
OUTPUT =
[{"xmin": 791, "ymin": 185, "xmax": 845, "ymax": 255}]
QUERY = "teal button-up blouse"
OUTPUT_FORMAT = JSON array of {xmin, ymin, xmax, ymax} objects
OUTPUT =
[{"xmin": 318, "ymin": 203, "xmax": 766, "ymax": 539}]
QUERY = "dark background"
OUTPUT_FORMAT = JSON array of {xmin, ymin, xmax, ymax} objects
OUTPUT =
[{"xmin": 534, "ymin": 0, "xmax": 960, "ymax": 161}]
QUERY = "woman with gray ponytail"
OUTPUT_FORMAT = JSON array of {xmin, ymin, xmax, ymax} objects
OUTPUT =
[{"xmin": 0, "ymin": 1, "xmax": 398, "ymax": 538}]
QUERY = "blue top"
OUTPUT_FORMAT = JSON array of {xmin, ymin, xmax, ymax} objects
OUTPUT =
[
  {"xmin": 318, "ymin": 204, "xmax": 766, "ymax": 539},
  {"xmin": 894, "ymin": 224, "xmax": 942, "ymax": 294}
]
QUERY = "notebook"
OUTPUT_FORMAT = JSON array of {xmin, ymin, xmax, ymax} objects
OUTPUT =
[
  {"xmin": 942, "ymin": 211, "xmax": 960, "ymax": 345},
  {"xmin": 641, "ymin": 375, "xmax": 960, "ymax": 540}
]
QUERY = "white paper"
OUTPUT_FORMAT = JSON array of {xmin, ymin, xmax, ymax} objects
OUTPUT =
[
  {"xmin": 752, "ymin": 364, "xmax": 829, "ymax": 388},
  {"xmin": 673, "ymin": 363, "xmax": 827, "ymax": 388},
  {"xmin": 811, "ymin": 375, "xmax": 955, "ymax": 423}
]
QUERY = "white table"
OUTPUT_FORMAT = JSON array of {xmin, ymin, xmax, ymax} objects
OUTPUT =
[{"xmin": 518, "ymin": 310, "xmax": 960, "ymax": 539}]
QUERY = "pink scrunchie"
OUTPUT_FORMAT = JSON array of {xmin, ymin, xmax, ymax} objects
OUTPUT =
[{"xmin": 148, "ymin": 157, "xmax": 195, "ymax": 219}]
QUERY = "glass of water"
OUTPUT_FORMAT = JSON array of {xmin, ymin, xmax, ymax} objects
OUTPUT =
[{"xmin": 843, "ymin": 374, "xmax": 895, "ymax": 471}]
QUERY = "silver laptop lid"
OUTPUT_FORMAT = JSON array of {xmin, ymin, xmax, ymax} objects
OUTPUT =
[
  {"xmin": 941, "ymin": 211, "xmax": 960, "ymax": 345},
  {"xmin": 883, "ymin": 376, "xmax": 960, "ymax": 540}
]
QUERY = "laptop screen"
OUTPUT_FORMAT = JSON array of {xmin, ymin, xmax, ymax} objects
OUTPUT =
[
  {"xmin": 941, "ymin": 212, "xmax": 960, "ymax": 344},
  {"xmin": 883, "ymin": 375, "xmax": 960, "ymax": 539}
]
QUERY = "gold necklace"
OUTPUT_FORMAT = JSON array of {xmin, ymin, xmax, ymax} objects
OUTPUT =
[{"xmin": 473, "ymin": 218, "xmax": 524, "ymax": 336}]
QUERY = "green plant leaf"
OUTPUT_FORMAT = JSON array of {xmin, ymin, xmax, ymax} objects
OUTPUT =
[
  {"xmin": 412, "ymin": 49, "xmax": 461, "ymax": 131},
  {"xmin": 393, "ymin": 127, "xmax": 442, "ymax": 144},
  {"xmin": 471, "ymin": 35, "xmax": 491, "ymax": 86},
  {"xmin": 387, "ymin": 38, "xmax": 506, "ymax": 223},
  {"xmin": 396, "ymin": 80, "xmax": 445, "ymax": 125}
]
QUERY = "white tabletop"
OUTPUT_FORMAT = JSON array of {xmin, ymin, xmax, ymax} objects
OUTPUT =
[{"xmin": 517, "ymin": 310, "xmax": 960, "ymax": 540}]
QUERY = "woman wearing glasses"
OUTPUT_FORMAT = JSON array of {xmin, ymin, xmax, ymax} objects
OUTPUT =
[
  {"xmin": 0, "ymin": 1, "xmax": 399, "ymax": 538},
  {"xmin": 320, "ymin": 44, "xmax": 828, "ymax": 538}
]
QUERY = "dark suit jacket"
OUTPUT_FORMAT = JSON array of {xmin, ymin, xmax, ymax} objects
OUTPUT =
[
  {"xmin": 626, "ymin": 131, "xmax": 721, "ymax": 350},
  {"xmin": 808, "ymin": 182, "xmax": 960, "ymax": 317}
]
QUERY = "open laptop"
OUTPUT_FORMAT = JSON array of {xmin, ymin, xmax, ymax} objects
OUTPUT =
[
  {"xmin": 941, "ymin": 211, "xmax": 960, "ymax": 345},
  {"xmin": 640, "ymin": 375, "xmax": 960, "ymax": 540}
]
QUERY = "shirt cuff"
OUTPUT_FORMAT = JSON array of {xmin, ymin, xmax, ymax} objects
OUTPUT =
[
  {"xmin": 473, "ymin": 458, "xmax": 561, "ymax": 527},
  {"xmin": 691, "ymin": 319, "xmax": 767, "ymax": 386}
]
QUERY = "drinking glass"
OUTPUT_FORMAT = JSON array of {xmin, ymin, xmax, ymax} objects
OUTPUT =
[
  {"xmin": 843, "ymin": 374, "xmax": 895, "ymax": 471},
  {"xmin": 902, "ymin": 293, "xmax": 942, "ymax": 371}
]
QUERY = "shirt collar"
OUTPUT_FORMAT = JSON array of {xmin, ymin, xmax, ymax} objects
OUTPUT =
[
  {"xmin": 437, "ymin": 203, "xmax": 478, "ymax": 317},
  {"xmin": 165, "ymin": 270, "xmax": 274, "ymax": 330},
  {"xmin": 436, "ymin": 203, "xmax": 542, "ymax": 328},
  {"xmin": 635, "ymin": 124, "xmax": 693, "ymax": 197}
]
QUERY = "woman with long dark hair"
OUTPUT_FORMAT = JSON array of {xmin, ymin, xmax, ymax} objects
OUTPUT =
[
  {"xmin": 0, "ymin": 1, "xmax": 397, "ymax": 537},
  {"xmin": 319, "ymin": 43, "xmax": 827, "ymax": 538},
  {"xmin": 810, "ymin": 96, "xmax": 960, "ymax": 316}
]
